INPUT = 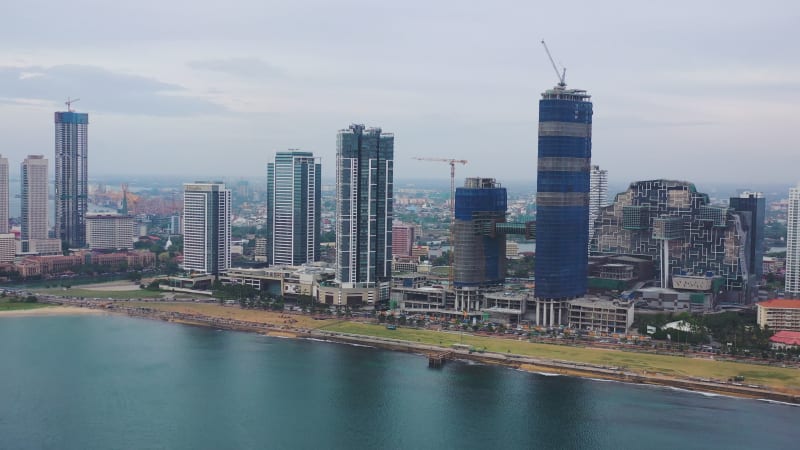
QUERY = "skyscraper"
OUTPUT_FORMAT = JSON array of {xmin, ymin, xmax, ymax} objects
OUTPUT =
[
  {"xmin": 535, "ymin": 83, "xmax": 592, "ymax": 300},
  {"xmin": 54, "ymin": 110, "xmax": 89, "ymax": 247},
  {"xmin": 21, "ymin": 155, "xmax": 49, "ymax": 241},
  {"xmin": 730, "ymin": 192, "xmax": 766, "ymax": 296},
  {"xmin": 589, "ymin": 165, "xmax": 608, "ymax": 250},
  {"xmin": 453, "ymin": 177, "xmax": 507, "ymax": 288},
  {"xmin": 183, "ymin": 182, "xmax": 231, "ymax": 275},
  {"xmin": 0, "ymin": 155, "xmax": 8, "ymax": 234},
  {"xmin": 267, "ymin": 150, "xmax": 321, "ymax": 266},
  {"xmin": 335, "ymin": 124, "xmax": 394, "ymax": 288},
  {"xmin": 786, "ymin": 184, "xmax": 800, "ymax": 298}
]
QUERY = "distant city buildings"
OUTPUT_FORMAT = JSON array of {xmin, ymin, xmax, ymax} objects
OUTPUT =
[
  {"xmin": 786, "ymin": 184, "xmax": 800, "ymax": 298},
  {"xmin": 0, "ymin": 155, "xmax": 7, "ymax": 234},
  {"xmin": 589, "ymin": 165, "xmax": 608, "ymax": 251},
  {"xmin": 54, "ymin": 110, "xmax": 89, "ymax": 247},
  {"xmin": 332, "ymin": 124, "xmax": 394, "ymax": 304},
  {"xmin": 392, "ymin": 223, "xmax": 415, "ymax": 258},
  {"xmin": 182, "ymin": 182, "xmax": 231, "ymax": 275},
  {"xmin": 535, "ymin": 83, "xmax": 592, "ymax": 301},
  {"xmin": 267, "ymin": 150, "xmax": 321, "ymax": 266},
  {"xmin": 85, "ymin": 214, "xmax": 136, "ymax": 250}
]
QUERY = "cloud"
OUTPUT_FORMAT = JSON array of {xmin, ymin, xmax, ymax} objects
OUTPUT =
[
  {"xmin": 187, "ymin": 57, "xmax": 285, "ymax": 79},
  {"xmin": 0, "ymin": 64, "xmax": 225, "ymax": 116}
]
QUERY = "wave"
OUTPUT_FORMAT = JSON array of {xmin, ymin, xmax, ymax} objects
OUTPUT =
[{"xmin": 757, "ymin": 399, "xmax": 800, "ymax": 407}]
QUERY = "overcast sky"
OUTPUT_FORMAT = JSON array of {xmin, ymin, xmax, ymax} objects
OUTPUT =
[{"xmin": 1, "ymin": 0, "xmax": 798, "ymax": 187}]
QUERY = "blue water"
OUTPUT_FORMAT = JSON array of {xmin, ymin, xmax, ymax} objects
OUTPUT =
[{"xmin": 0, "ymin": 315, "xmax": 797, "ymax": 449}]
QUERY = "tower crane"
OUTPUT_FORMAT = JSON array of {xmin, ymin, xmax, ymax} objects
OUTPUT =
[
  {"xmin": 65, "ymin": 97, "xmax": 80, "ymax": 112},
  {"xmin": 412, "ymin": 157, "xmax": 468, "ymax": 285},
  {"xmin": 541, "ymin": 40, "xmax": 566, "ymax": 87}
]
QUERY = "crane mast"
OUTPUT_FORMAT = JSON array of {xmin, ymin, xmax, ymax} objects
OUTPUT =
[
  {"xmin": 541, "ymin": 40, "xmax": 566, "ymax": 87},
  {"xmin": 412, "ymin": 157, "xmax": 468, "ymax": 286}
]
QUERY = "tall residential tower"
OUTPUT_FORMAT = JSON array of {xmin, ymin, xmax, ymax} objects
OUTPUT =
[
  {"xmin": 535, "ymin": 83, "xmax": 593, "ymax": 300},
  {"xmin": 335, "ymin": 124, "xmax": 394, "ymax": 290},
  {"xmin": 786, "ymin": 184, "xmax": 800, "ymax": 298},
  {"xmin": 183, "ymin": 182, "xmax": 231, "ymax": 276},
  {"xmin": 21, "ymin": 155, "xmax": 49, "ymax": 241},
  {"xmin": 0, "ymin": 155, "xmax": 7, "ymax": 234},
  {"xmin": 267, "ymin": 150, "xmax": 321, "ymax": 266},
  {"xmin": 54, "ymin": 110, "xmax": 89, "ymax": 247},
  {"xmin": 589, "ymin": 165, "xmax": 608, "ymax": 250}
]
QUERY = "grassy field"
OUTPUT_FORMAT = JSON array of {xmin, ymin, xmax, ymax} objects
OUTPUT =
[
  {"xmin": 319, "ymin": 322, "xmax": 800, "ymax": 390},
  {"xmin": 0, "ymin": 300, "xmax": 54, "ymax": 312},
  {"xmin": 34, "ymin": 288, "xmax": 166, "ymax": 299}
]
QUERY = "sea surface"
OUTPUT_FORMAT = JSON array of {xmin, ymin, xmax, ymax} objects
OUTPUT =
[{"xmin": 0, "ymin": 315, "xmax": 797, "ymax": 450}]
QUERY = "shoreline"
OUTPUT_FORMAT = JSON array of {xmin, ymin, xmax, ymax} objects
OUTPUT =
[
  {"xmin": 25, "ymin": 298, "xmax": 800, "ymax": 404},
  {"xmin": 0, "ymin": 305, "xmax": 108, "ymax": 317}
]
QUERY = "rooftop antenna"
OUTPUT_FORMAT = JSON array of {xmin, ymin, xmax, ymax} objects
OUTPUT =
[
  {"xmin": 541, "ymin": 40, "xmax": 566, "ymax": 88},
  {"xmin": 65, "ymin": 97, "xmax": 80, "ymax": 112}
]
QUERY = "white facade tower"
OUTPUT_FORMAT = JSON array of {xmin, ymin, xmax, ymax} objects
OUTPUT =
[
  {"xmin": 182, "ymin": 182, "xmax": 231, "ymax": 276},
  {"xmin": 786, "ymin": 184, "xmax": 800, "ymax": 298}
]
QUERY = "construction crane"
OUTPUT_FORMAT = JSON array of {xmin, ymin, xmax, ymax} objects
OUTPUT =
[
  {"xmin": 541, "ymin": 40, "xmax": 566, "ymax": 87},
  {"xmin": 412, "ymin": 157, "xmax": 468, "ymax": 285},
  {"xmin": 65, "ymin": 97, "xmax": 80, "ymax": 112}
]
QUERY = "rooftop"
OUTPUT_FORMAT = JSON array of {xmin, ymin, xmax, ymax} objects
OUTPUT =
[
  {"xmin": 770, "ymin": 331, "xmax": 800, "ymax": 346},
  {"xmin": 758, "ymin": 299, "xmax": 800, "ymax": 309}
]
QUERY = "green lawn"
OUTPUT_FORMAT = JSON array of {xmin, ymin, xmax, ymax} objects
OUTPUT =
[
  {"xmin": 320, "ymin": 322, "xmax": 800, "ymax": 390},
  {"xmin": 0, "ymin": 301, "xmax": 54, "ymax": 311},
  {"xmin": 33, "ymin": 288, "xmax": 165, "ymax": 299}
]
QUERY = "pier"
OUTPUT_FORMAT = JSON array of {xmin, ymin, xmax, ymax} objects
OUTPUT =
[{"xmin": 428, "ymin": 351, "xmax": 453, "ymax": 368}]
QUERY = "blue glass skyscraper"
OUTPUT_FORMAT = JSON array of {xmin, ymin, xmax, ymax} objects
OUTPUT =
[{"xmin": 535, "ymin": 86, "xmax": 592, "ymax": 300}]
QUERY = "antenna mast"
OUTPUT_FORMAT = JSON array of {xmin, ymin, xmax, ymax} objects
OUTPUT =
[{"xmin": 540, "ymin": 40, "xmax": 566, "ymax": 88}]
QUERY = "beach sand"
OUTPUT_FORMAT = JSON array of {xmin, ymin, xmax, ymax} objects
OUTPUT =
[{"xmin": 0, "ymin": 306, "xmax": 107, "ymax": 317}]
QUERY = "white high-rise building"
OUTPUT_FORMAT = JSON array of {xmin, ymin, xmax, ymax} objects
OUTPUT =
[
  {"xmin": 86, "ymin": 214, "xmax": 136, "ymax": 250},
  {"xmin": 786, "ymin": 184, "xmax": 800, "ymax": 298},
  {"xmin": 21, "ymin": 155, "xmax": 49, "ymax": 241},
  {"xmin": 589, "ymin": 165, "xmax": 608, "ymax": 252},
  {"xmin": 182, "ymin": 182, "xmax": 231, "ymax": 275},
  {"xmin": 0, "ymin": 155, "xmax": 8, "ymax": 234}
]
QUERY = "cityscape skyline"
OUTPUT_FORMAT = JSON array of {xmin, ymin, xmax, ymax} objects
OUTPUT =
[{"xmin": 0, "ymin": 1, "xmax": 797, "ymax": 184}]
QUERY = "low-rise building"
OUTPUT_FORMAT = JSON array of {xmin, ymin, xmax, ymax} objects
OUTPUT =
[
  {"xmin": 567, "ymin": 298, "xmax": 634, "ymax": 334},
  {"xmin": 757, "ymin": 299, "xmax": 800, "ymax": 332},
  {"xmin": 769, "ymin": 330, "xmax": 800, "ymax": 349},
  {"xmin": 0, "ymin": 234, "xmax": 15, "ymax": 263}
]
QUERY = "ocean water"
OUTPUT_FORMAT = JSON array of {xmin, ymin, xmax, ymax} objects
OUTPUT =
[{"xmin": 0, "ymin": 315, "xmax": 797, "ymax": 450}]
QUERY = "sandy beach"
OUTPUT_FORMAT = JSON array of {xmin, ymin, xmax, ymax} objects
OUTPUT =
[{"xmin": 0, "ymin": 306, "xmax": 107, "ymax": 317}]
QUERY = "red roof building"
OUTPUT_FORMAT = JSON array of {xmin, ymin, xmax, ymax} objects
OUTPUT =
[{"xmin": 769, "ymin": 330, "xmax": 800, "ymax": 348}]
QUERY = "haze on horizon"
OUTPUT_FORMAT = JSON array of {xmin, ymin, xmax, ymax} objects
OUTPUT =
[{"xmin": 1, "ymin": 0, "xmax": 797, "ymax": 186}]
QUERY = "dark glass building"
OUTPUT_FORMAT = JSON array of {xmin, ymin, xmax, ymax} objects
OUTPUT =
[
  {"xmin": 335, "ymin": 124, "xmax": 394, "ymax": 287},
  {"xmin": 54, "ymin": 111, "xmax": 89, "ymax": 247},
  {"xmin": 453, "ymin": 177, "xmax": 507, "ymax": 287},
  {"xmin": 267, "ymin": 150, "xmax": 321, "ymax": 266},
  {"xmin": 535, "ymin": 87, "xmax": 592, "ymax": 300},
  {"xmin": 729, "ymin": 192, "xmax": 766, "ymax": 281}
]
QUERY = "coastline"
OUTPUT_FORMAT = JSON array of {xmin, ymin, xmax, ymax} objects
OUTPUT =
[
  {"xmin": 25, "ymin": 297, "xmax": 800, "ymax": 404},
  {"xmin": 0, "ymin": 305, "xmax": 108, "ymax": 317}
]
